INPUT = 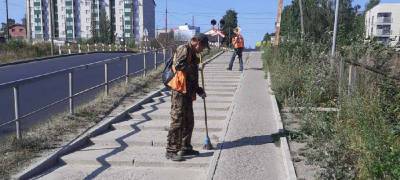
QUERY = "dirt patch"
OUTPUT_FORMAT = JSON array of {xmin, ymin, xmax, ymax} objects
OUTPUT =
[{"xmin": 281, "ymin": 112, "xmax": 321, "ymax": 180}]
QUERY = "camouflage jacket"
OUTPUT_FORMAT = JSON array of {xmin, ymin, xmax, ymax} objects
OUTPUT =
[{"xmin": 173, "ymin": 43, "xmax": 200, "ymax": 96}]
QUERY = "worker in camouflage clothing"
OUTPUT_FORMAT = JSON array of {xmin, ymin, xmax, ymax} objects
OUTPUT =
[{"xmin": 166, "ymin": 33, "xmax": 209, "ymax": 161}]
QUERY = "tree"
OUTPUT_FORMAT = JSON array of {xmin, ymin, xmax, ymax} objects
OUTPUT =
[
  {"xmin": 90, "ymin": 7, "xmax": 112, "ymax": 44},
  {"xmin": 221, "ymin": 9, "xmax": 238, "ymax": 47},
  {"xmin": 263, "ymin": 33, "xmax": 272, "ymax": 42},
  {"xmin": 366, "ymin": 0, "xmax": 380, "ymax": 11},
  {"xmin": 280, "ymin": 0, "xmax": 364, "ymax": 45}
]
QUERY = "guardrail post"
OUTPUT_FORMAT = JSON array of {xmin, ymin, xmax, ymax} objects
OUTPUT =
[
  {"xmin": 13, "ymin": 86, "xmax": 21, "ymax": 139},
  {"xmin": 58, "ymin": 44, "xmax": 62, "ymax": 55},
  {"xmin": 109, "ymin": 44, "xmax": 112, "ymax": 51},
  {"xmin": 95, "ymin": 44, "xmax": 98, "ymax": 51},
  {"xmin": 102, "ymin": 44, "xmax": 105, "ymax": 51},
  {"xmin": 125, "ymin": 57, "xmax": 129, "ymax": 86},
  {"xmin": 154, "ymin": 51, "xmax": 157, "ymax": 69},
  {"xmin": 124, "ymin": 44, "xmax": 127, "ymax": 51},
  {"xmin": 143, "ymin": 53, "xmax": 147, "ymax": 77},
  {"xmin": 78, "ymin": 44, "xmax": 81, "ymax": 53},
  {"xmin": 87, "ymin": 43, "xmax": 90, "ymax": 52},
  {"xmin": 104, "ymin": 63, "xmax": 109, "ymax": 96},
  {"xmin": 68, "ymin": 43, "xmax": 71, "ymax": 54},
  {"xmin": 69, "ymin": 72, "xmax": 74, "ymax": 114},
  {"xmin": 163, "ymin": 48, "xmax": 166, "ymax": 64}
]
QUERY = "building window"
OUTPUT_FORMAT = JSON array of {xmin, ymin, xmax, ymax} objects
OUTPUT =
[
  {"xmin": 86, "ymin": 10, "xmax": 89, "ymax": 14},
  {"xmin": 86, "ymin": 26, "xmax": 90, "ymax": 30},
  {"xmin": 124, "ymin": 8, "xmax": 131, "ymax": 13},
  {"xmin": 125, "ymin": 33, "xmax": 130, "ymax": 37},
  {"xmin": 125, "ymin": 25, "xmax": 131, "ymax": 29},
  {"xmin": 86, "ymin": 18, "xmax": 90, "ymax": 22}
]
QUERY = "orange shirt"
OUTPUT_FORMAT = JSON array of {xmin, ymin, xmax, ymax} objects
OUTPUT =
[{"xmin": 232, "ymin": 35, "xmax": 244, "ymax": 48}]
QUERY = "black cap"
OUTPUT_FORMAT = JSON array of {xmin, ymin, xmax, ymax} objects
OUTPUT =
[{"xmin": 194, "ymin": 33, "xmax": 210, "ymax": 49}]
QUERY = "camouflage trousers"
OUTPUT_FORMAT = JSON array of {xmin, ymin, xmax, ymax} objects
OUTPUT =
[{"xmin": 166, "ymin": 90, "xmax": 195, "ymax": 153}]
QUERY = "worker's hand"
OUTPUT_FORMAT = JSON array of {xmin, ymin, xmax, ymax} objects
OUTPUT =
[
  {"xmin": 199, "ymin": 63, "xmax": 205, "ymax": 71},
  {"xmin": 197, "ymin": 87, "xmax": 207, "ymax": 99}
]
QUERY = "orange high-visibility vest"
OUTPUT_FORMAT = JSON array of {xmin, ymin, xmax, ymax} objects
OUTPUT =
[
  {"xmin": 167, "ymin": 65, "xmax": 187, "ymax": 94},
  {"xmin": 232, "ymin": 35, "xmax": 244, "ymax": 48}
]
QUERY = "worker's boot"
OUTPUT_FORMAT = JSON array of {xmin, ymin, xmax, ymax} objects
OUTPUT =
[
  {"xmin": 179, "ymin": 149, "xmax": 200, "ymax": 156},
  {"xmin": 165, "ymin": 151, "xmax": 185, "ymax": 161}
]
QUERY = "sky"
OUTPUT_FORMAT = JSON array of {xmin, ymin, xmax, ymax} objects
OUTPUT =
[{"xmin": 1, "ymin": 0, "xmax": 400, "ymax": 47}]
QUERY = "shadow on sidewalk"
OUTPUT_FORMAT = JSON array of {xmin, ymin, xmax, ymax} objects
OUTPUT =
[{"xmin": 217, "ymin": 130, "xmax": 290, "ymax": 150}]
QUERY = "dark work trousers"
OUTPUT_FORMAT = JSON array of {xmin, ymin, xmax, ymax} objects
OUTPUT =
[
  {"xmin": 228, "ymin": 48, "xmax": 244, "ymax": 71},
  {"xmin": 166, "ymin": 90, "xmax": 195, "ymax": 153}
]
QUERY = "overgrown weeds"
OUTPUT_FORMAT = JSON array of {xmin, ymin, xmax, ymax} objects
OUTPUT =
[{"xmin": 264, "ymin": 41, "xmax": 400, "ymax": 179}]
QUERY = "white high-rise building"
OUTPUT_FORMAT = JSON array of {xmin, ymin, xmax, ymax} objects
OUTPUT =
[
  {"xmin": 26, "ymin": 0, "xmax": 155, "ymax": 44},
  {"xmin": 365, "ymin": 3, "xmax": 400, "ymax": 46}
]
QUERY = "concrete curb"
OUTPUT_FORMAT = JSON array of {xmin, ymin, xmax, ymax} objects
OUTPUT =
[
  {"xmin": 206, "ymin": 51, "xmax": 245, "ymax": 180},
  {"xmin": 267, "ymin": 72, "xmax": 297, "ymax": 180},
  {"xmin": 15, "ymin": 85, "xmax": 166, "ymax": 180},
  {"xmin": 0, "ymin": 51, "xmax": 136, "ymax": 68}
]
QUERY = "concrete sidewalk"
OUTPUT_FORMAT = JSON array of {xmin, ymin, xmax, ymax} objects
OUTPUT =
[{"xmin": 210, "ymin": 52, "xmax": 291, "ymax": 180}]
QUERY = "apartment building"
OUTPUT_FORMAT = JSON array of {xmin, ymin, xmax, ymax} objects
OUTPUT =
[
  {"xmin": 26, "ymin": 0, "xmax": 155, "ymax": 44},
  {"xmin": 365, "ymin": 3, "xmax": 400, "ymax": 46}
]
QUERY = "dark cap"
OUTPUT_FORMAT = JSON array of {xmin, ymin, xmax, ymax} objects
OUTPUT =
[{"xmin": 194, "ymin": 33, "xmax": 210, "ymax": 49}]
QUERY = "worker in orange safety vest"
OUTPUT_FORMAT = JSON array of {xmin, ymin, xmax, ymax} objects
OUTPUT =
[{"xmin": 227, "ymin": 27, "xmax": 244, "ymax": 71}]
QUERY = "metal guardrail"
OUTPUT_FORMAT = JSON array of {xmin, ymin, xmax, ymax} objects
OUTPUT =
[{"xmin": 0, "ymin": 47, "xmax": 174, "ymax": 139}]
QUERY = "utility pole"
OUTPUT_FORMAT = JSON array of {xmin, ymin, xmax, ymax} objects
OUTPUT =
[
  {"xmin": 5, "ymin": 0, "xmax": 9, "ymax": 41},
  {"xmin": 49, "ymin": 0, "xmax": 55, "ymax": 56},
  {"xmin": 26, "ymin": 0, "xmax": 31, "ymax": 42},
  {"xmin": 192, "ymin": 15, "xmax": 194, "ymax": 27},
  {"xmin": 165, "ymin": 0, "xmax": 168, "ymax": 45},
  {"xmin": 331, "ymin": 0, "xmax": 340, "ymax": 58},
  {"xmin": 165, "ymin": 0, "xmax": 168, "ymax": 33},
  {"xmin": 299, "ymin": 0, "xmax": 305, "ymax": 40},
  {"xmin": 274, "ymin": 0, "xmax": 283, "ymax": 46}
]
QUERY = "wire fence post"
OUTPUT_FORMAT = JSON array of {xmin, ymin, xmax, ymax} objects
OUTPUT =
[
  {"xmin": 78, "ymin": 44, "xmax": 81, "ymax": 53},
  {"xmin": 58, "ymin": 44, "xmax": 62, "ymax": 55},
  {"xmin": 87, "ymin": 43, "xmax": 90, "ymax": 52},
  {"xmin": 13, "ymin": 86, "xmax": 21, "ymax": 139},
  {"xmin": 338, "ymin": 56, "xmax": 344, "ymax": 119},
  {"xmin": 163, "ymin": 48, "xmax": 166, "ymax": 64},
  {"xmin": 154, "ymin": 51, "xmax": 157, "ymax": 69},
  {"xmin": 143, "ymin": 52, "xmax": 147, "ymax": 77},
  {"xmin": 104, "ymin": 63, "xmax": 109, "ymax": 96},
  {"xmin": 125, "ymin": 57, "xmax": 129, "ymax": 86},
  {"xmin": 348, "ymin": 64, "xmax": 356, "ymax": 96},
  {"xmin": 68, "ymin": 71, "xmax": 74, "ymax": 114}
]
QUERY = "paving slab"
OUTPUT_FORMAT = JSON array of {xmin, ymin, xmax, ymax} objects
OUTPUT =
[
  {"xmin": 61, "ymin": 146, "xmax": 213, "ymax": 168},
  {"xmin": 211, "ymin": 52, "xmax": 287, "ymax": 180},
  {"xmin": 90, "ymin": 129, "xmax": 222, "ymax": 148},
  {"xmin": 112, "ymin": 119, "xmax": 225, "ymax": 132}
]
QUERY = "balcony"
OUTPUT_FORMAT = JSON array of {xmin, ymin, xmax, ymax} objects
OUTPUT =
[
  {"xmin": 376, "ymin": 29, "xmax": 391, "ymax": 36},
  {"xmin": 377, "ymin": 17, "xmax": 392, "ymax": 24}
]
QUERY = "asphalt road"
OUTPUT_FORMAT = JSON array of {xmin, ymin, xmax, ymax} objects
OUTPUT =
[{"xmin": 0, "ymin": 52, "xmax": 168, "ymax": 135}]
